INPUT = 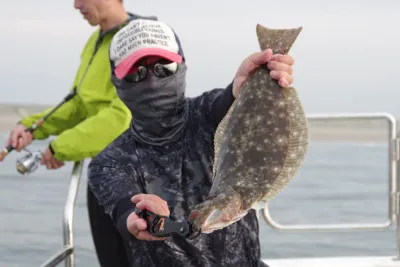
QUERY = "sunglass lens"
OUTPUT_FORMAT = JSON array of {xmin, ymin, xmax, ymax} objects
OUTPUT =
[{"xmin": 154, "ymin": 62, "xmax": 178, "ymax": 77}]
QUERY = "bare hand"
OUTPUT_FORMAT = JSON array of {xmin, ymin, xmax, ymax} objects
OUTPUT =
[
  {"xmin": 40, "ymin": 147, "xmax": 65, "ymax": 170},
  {"xmin": 232, "ymin": 48, "xmax": 295, "ymax": 98},
  {"xmin": 127, "ymin": 194, "xmax": 170, "ymax": 241},
  {"xmin": 5, "ymin": 124, "xmax": 33, "ymax": 153}
]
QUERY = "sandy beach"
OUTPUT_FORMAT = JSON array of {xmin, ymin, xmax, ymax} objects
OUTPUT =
[{"xmin": 0, "ymin": 103, "xmax": 396, "ymax": 143}]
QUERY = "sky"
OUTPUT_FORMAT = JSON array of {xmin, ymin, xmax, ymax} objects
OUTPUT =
[{"xmin": 0, "ymin": 0, "xmax": 399, "ymax": 115}]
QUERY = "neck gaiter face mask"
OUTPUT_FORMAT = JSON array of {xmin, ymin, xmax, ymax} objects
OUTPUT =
[{"xmin": 112, "ymin": 62, "xmax": 188, "ymax": 146}]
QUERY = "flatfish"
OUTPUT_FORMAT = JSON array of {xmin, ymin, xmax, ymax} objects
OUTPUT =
[{"xmin": 189, "ymin": 24, "xmax": 309, "ymax": 234}]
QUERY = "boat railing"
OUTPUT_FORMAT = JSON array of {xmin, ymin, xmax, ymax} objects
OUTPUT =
[
  {"xmin": 262, "ymin": 112, "xmax": 400, "ymax": 259},
  {"xmin": 38, "ymin": 112, "xmax": 400, "ymax": 266},
  {"xmin": 39, "ymin": 160, "xmax": 84, "ymax": 267}
]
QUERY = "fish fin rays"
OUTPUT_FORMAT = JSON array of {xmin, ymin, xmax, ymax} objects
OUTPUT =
[{"xmin": 212, "ymin": 99, "xmax": 238, "ymax": 181}]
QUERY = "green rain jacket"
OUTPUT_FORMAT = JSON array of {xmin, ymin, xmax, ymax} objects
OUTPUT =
[{"xmin": 20, "ymin": 13, "xmax": 157, "ymax": 162}]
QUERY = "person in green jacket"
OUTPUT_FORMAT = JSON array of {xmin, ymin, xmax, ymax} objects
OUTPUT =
[{"xmin": 3, "ymin": 0, "xmax": 155, "ymax": 266}]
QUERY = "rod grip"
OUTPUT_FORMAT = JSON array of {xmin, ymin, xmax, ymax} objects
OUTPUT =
[{"xmin": 0, "ymin": 145, "xmax": 13, "ymax": 161}]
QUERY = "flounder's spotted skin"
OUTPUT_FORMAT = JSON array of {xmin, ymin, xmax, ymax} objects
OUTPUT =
[{"xmin": 191, "ymin": 24, "xmax": 309, "ymax": 233}]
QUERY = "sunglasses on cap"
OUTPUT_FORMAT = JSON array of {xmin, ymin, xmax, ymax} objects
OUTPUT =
[{"xmin": 124, "ymin": 59, "xmax": 179, "ymax": 83}]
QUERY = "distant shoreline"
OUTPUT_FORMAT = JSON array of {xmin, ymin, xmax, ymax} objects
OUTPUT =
[
  {"xmin": 0, "ymin": 103, "xmax": 49, "ymax": 132},
  {"xmin": 0, "ymin": 103, "xmax": 396, "ymax": 143}
]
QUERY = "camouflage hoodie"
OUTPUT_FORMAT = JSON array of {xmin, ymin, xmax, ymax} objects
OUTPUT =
[{"xmin": 88, "ymin": 59, "xmax": 268, "ymax": 267}]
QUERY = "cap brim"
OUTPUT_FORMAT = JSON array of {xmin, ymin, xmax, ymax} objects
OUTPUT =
[{"xmin": 114, "ymin": 48, "xmax": 183, "ymax": 79}]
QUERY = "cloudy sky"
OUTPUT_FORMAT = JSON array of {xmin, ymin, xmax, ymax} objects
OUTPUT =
[{"xmin": 0, "ymin": 0, "xmax": 399, "ymax": 115}]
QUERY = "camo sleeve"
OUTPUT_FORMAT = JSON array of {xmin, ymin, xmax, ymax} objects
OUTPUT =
[
  {"xmin": 199, "ymin": 81, "xmax": 234, "ymax": 127},
  {"xmin": 87, "ymin": 143, "xmax": 143, "ymax": 238}
]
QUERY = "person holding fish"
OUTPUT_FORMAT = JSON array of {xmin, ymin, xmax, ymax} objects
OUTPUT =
[{"xmin": 88, "ymin": 18, "xmax": 296, "ymax": 267}]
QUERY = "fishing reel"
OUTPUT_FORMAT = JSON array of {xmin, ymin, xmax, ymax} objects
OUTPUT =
[{"xmin": 15, "ymin": 148, "xmax": 42, "ymax": 175}]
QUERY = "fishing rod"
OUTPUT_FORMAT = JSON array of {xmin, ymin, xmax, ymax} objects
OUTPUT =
[
  {"xmin": 5, "ymin": 36, "xmax": 98, "ymax": 174},
  {"xmin": 0, "ymin": 89, "xmax": 77, "ymax": 163}
]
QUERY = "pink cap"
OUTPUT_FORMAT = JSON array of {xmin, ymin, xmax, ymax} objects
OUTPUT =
[
  {"xmin": 110, "ymin": 19, "xmax": 183, "ymax": 79},
  {"xmin": 114, "ymin": 47, "xmax": 182, "ymax": 79}
]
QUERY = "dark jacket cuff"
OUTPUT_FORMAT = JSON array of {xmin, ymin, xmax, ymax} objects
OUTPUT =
[{"xmin": 114, "ymin": 196, "xmax": 137, "ymax": 239}]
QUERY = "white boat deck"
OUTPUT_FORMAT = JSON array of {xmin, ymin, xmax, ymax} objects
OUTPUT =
[{"xmin": 264, "ymin": 256, "xmax": 400, "ymax": 267}]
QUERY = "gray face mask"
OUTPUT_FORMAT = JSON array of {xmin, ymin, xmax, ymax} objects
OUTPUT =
[{"xmin": 112, "ymin": 62, "xmax": 188, "ymax": 146}]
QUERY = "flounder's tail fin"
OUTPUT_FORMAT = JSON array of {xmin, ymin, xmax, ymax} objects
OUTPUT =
[{"xmin": 256, "ymin": 24, "xmax": 302, "ymax": 54}]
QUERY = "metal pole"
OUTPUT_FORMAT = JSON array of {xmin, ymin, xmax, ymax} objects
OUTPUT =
[
  {"xmin": 64, "ymin": 161, "xmax": 84, "ymax": 267},
  {"xmin": 396, "ymin": 188, "xmax": 400, "ymax": 260},
  {"xmin": 396, "ymin": 129, "xmax": 400, "ymax": 260},
  {"xmin": 261, "ymin": 113, "xmax": 398, "ymax": 232},
  {"xmin": 39, "ymin": 160, "xmax": 84, "ymax": 267}
]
